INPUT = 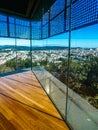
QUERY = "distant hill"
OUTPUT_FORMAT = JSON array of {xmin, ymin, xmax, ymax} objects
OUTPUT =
[
  {"xmin": 0, "ymin": 45, "xmax": 95, "ymax": 51},
  {"xmin": 0, "ymin": 45, "xmax": 68, "ymax": 51},
  {"xmin": 0, "ymin": 45, "xmax": 30, "ymax": 51},
  {"xmin": 32, "ymin": 46, "xmax": 68, "ymax": 50}
]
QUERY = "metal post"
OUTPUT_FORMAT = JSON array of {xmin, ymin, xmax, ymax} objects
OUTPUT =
[
  {"xmin": 7, "ymin": 16, "xmax": 10, "ymax": 37},
  {"xmin": 48, "ymin": 9, "xmax": 50, "ymax": 38},
  {"xmin": 14, "ymin": 17, "xmax": 18, "ymax": 71},
  {"xmin": 65, "ymin": 0, "xmax": 72, "ymax": 120},
  {"xmin": 41, "ymin": 8, "xmax": 44, "ymax": 40},
  {"xmin": 64, "ymin": 0, "xmax": 67, "ymax": 32},
  {"xmin": 30, "ymin": 20, "xmax": 32, "ymax": 71}
]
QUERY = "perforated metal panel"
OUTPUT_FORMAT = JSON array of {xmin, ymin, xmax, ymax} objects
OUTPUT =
[
  {"xmin": 9, "ymin": 23, "xmax": 15, "ymax": 37},
  {"xmin": 50, "ymin": 0, "xmax": 98, "ymax": 35},
  {"xmin": 0, "ymin": 0, "xmax": 98, "ymax": 39},
  {"xmin": 0, "ymin": 14, "xmax": 8, "ymax": 36},
  {"xmin": 42, "ymin": 24, "xmax": 49, "ymax": 39},
  {"xmin": 32, "ymin": 21, "xmax": 41, "ymax": 40},
  {"xmin": 15, "ymin": 18, "xmax": 30, "ymax": 39},
  {"xmin": 50, "ymin": 12, "xmax": 65, "ymax": 36},
  {"xmin": 0, "ymin": 15, "xmax": 31, "ymax": 39},
  {"xmin": 66, "ymin": 0, "xmax": 98, "ymax": 31},
  {"xmin": 50, "ymin": 0, "xmax": 65, "ymax": 19},
  {"xmin": 42, "ymin": 12, "xmax": 49, "ymax": 39},
  {"xmin": 42, "ymin": 12, "xmax": 49, "ymax": 26}
]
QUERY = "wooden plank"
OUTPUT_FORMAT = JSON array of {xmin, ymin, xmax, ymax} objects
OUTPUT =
[
  {"xmin": 0, "ymin": 71, "xmax": 69, "ymax": 130},
  {"xmin": 0, "ymin": 112, "xmax": 16, "ymax": 130}
]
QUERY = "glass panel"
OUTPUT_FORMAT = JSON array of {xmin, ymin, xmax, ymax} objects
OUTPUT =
[
  {"xmin": 16, "ymin": 39, "xmax": 30, "ymax": 70},
  {"xmin": 42, "ymin": 24, "xmax": 49, "ymax": 39},
  {"xmin": 66, "ymin": 0, "xmax": 98, "ymax": 31},
  {"xmin": 15, "ymin": 18, "xmax": 30, "ymax": 26},
  {"xmin": 15, "ymin": 25, "xmax": 30, "ymax": 39},
  {"xmin": 0, "ymin": 22, "xmax": 8, "ymax": 36},
  {"xmin": 0, "ymin": 38, "xmax": 16, "ymax": 74},
  {"xmin": 0, "ymin": 14, "xmax": 31, "ymax": 39},
  {"xmin": 32, "ymin": 33, "xmax": 69, "ymax": 118},
  {"xmin": 42, "ymin": 12, "xmax": 49, "ymax": 25},
  {"xmin": 32, "ymin": 66, "xmax": 67, "ymax": 117},
  {"xmin": 50, "ymin": 0, "xmax": 65, "ymax": 19},
  {"xmin": 67, "ymin": 24, "xmax": 98, "ymax": 130},
  {"xmin": 9, "ymin": 17, "xmax": 15, "ymax": 23},
  {"xmin": 50, "ymin": 12, "xmax": 65, "ymax": 36},
  {"xmin": 9, "ymin": 23, "xmax": 15, "ymax": 37},
  {"xmin": 32, "ymin": 21, "xmax": 41, "ymax": 40},
  {"xmin": 0, "ymin": 39, "xmax": 30, "ymax": 75},
  {"xmin": 0, "ymin": 14, "xmax": 7, "ymax": 37},
  {"xmin": 0, "ymin": 14, "xmax": 7, "ymax": 22},
  {"xmin": 67, "ymin": 0, "xmax": 71, "ymax": 6}
]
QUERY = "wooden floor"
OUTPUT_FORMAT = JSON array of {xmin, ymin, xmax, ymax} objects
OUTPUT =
[{"xmin": 0, "ymin": 71, "xmax": 69, "ymax": 130}]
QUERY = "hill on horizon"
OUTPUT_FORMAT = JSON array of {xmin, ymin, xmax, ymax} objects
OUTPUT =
[
  {"xmin": 0, "ymin": 45, "xmax": 68, "ymax": 50},
  {"xmin": 0, "ymin": 45, "xmax": 95, "ymax": 51}
]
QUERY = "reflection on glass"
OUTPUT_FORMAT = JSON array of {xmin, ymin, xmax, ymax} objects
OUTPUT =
[
  {"xmin": 0, "ymin": 38, "xmax": 31, "ymax": 74},
  {"xmin": 16, "ymin": 39, "xmax": 31, "ymax": 70},
  {"xmin": 0, "ymin": 38, "xmax": 15, "ymax": 74},
  {"xmin": 66, "ymin": 25, "xmax": 98, "ymax": 130}
]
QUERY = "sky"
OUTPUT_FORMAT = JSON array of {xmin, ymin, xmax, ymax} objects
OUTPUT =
[
  {"xmin": 48, "ymin": 23, "xmax": 98, "ymax": 48},
  {"xmin": 0, "ymin": 24, "xmax": 98, "ymax": 48}
]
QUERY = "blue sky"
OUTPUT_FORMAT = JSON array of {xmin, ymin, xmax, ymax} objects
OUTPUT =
[
  {"xmin": 48, "ymin": 24, "xmax": 98, "ymax": 48},
  {"xmin": 0, "ymin": 24, "xmax": 98, "ymax": 48}
]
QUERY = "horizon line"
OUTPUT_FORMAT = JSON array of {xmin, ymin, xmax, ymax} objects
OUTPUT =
[{"xmin": 0, "ymin": 45, "xmax": 98, "ymax": 49}]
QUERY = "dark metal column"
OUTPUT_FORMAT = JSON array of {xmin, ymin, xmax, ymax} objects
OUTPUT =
[
  {"xmin": 41, "ymin": 8, "xmax": 44, "ymax": 40},
  {"xmin": 48, "ymin": 9, "xmax": 50, "ymax": 38},
  {"xmin": 65, "ymin": 0, "xmax": 72, "ymax": 120},
  {"xmin": 64, "ymin": 0, "xmax": 67, "ymax": 32},
  {"xmin": 30, "ymin": 20, "xmax": 32, "ymax": 70},
  {"xmin": 14, "ymin": 17, "xmax": 18, "ymax": 71},
  {"xmin": 7, "ymin": 16, "xmax": 10, "ymax": 37}
]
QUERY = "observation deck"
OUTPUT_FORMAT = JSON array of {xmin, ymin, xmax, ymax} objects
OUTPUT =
[{"xmin": 0, "ymin": 70, "xmax": 69, "ymax": 130}]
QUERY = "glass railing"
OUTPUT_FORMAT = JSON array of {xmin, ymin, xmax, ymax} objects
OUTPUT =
[
  {"xmin": 32, "ymin": 66, "xmax": 98, "ymax": 130},
  {"xmin": 0, "ymin": 38, "xmax": 31, "ymax": 74}
]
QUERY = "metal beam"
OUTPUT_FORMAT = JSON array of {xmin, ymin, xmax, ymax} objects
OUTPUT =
[
  {"xmin": 26, "ymin": 0, "xmax": 35, "ymax": 17},
  {"xmin": 30, "ymin": 0, "xmax": 41, "ymax": 19},
  {"xmin": 0, "ymin": 8, "xmax": 25, "ymax": 18}
]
